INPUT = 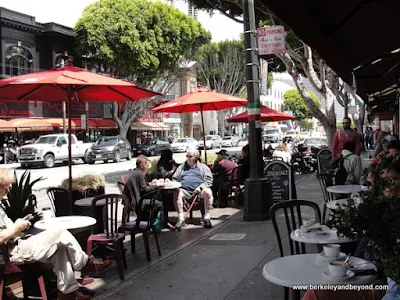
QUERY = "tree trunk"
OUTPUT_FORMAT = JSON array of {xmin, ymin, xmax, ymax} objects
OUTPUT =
[{"xmin": 118, "ymin": 123, "xmax": 130, "ymax": 141}]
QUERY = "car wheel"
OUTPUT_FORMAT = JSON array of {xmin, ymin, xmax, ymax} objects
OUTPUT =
[
  {"xmin": 21, "ymin": 164, "xmax": 29, "ymax": 169},
  {"xmin": 103, "ymin": 159, "xmax": 108, "ymax": 163},
  {"xmin": 114, "ymin": 151, "xmax": 121, "ymax": 163},
  {"xmin": 230, "ymin": 143, "xmax": 233, "ymax": 147},
  {"xmin": 185, "ymin": 146, "xmax": 189, "ymax": 152},
  {"xmin": 83, "ymin": 150, "xmax": 89, "ymax": 164},
  {"xmin": 88, "ymin": 160, "xmax": 95, "ymax": 165},
  {"xmin": 127, "ymin": 151, "xmax": 132, "ymax": 161},
  {"xmin": 210, "ymin": 143, "xmax": 214, "ymax": 149},
  {"xmin": 44, "ymin": 154, "xmax": 55, "ymax": 168}
]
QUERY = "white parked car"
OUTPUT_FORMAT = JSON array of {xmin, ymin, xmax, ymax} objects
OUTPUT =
[
  {"xmin": 238, "ymin": 138, "xmax": 248, "ymax": 147},
  {"xmin": 170, "ymin": 138, "xmax": 198, "ymax": 153},
  {"xmin": 197, "ymin": 135, "xmax": 222, "ymax": 149},
  {"xmin": 221, "ymin": 136, "xmax": 239, "ymax": 147}
]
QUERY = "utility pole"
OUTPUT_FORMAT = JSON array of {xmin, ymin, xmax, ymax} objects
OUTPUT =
[{"xmin": 242, "ymin": 0, "xmax": 271, "ymax": 221}]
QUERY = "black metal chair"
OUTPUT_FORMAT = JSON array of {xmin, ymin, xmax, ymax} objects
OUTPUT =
[
  {"xmin": 46, "ymin": 187, "xmax": 71, "ymax": 216},
  {"xmin": 117, "ymin": 181, "xmax": 161, "ymax": 261},
  {"xmin": 270, "ymin": 199, "xmax": 322, "ymax": 300},
  {"xmin": 317, "ymin": 173, "xmax": 335, "ymax": 223}
]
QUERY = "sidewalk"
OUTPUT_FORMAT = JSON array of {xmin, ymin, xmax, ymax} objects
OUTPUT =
[{"xmin": 93, "ymin": 173, "xmax": 323, "ymax": 300}]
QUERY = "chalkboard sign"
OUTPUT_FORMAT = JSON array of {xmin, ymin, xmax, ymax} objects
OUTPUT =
[
  {"xmin": 317, "ymin": 149, "xmax": 332, "ymax": 173},
  {"xmin": 264, "ymin": 161, "xmax": 294, "ymax": 202}
]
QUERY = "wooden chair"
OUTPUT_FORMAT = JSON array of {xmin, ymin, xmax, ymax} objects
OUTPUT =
[
  {"xmin": 46, "ymin": 187, "xmax": 71, "ymax": 216},
  {"xmin": 117, "ymin": 181, "xmax": 161, "ymax": 261},
  {"xmin": 270, "ymin": 199, "xmax": 322, "ymax": 300},
  {"xmin": 317, "ymin": 173, "xmax": 335, "ymax": 223},
  {"xmin": 0, "ymin": 245, "xmax": 48, "ymax": 299},
  {"xmin": 86, "ymin": 194, "xmax": 129, "ymax": 280},
  {"xmin": 227, "ymin": 165, "xmax": 243, "ymax": 208}
]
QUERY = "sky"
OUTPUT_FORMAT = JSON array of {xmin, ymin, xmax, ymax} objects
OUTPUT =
[{"xmin": 0, "ymin": 0, "xmax": 243, "ymax": 42}]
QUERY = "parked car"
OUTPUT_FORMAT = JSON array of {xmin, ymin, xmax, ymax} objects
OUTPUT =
[
  {"xmin": 86, "ymin": 136, "xmax": 132, "ymax": 164},
  {"xmin": 197, "ymin": 135, "xmax": 222, "ymax": 150},
  {"xmin": 283, "ymin": 130, "xmax": 297, "ymax": 142},
  {"xmin": 170, "ymin": 138, "xmax": 198, "ymax": 153},
  {"xmin": 221, "ymin": 136, "xmax": 240, "ymax": 147},
  {"xmin": 238, "ymin": 138, "xmax": 248, "ymax": 147},
  {"xmin": 263, "ymin": 128, "xmax": 283, "ymax": 143},
  {"xmin": 302, "ymin": 137, "xmax": 328, "ymax": 152},
  {"xmin": 18, "ymin": 134, "xmax": 93, "ymax": 168},
  {"xmin": 134, "ymin": 139, "xmax": 171, "ymax": 156}
]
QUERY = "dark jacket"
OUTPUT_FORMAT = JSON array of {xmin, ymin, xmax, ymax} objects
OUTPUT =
[
  {"xmin": 125, "ymin": 168, "xmax": 157, "ymax": 210},
  {"xmin": 237, "ymin": 156, "xmax": 250, "ymax": 185},
  {"xmin": 157, "ymin": 160, "xmax": 176, "ymax": 179}
]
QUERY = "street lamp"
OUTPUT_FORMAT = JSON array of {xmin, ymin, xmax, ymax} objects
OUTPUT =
[{"xmin": 242, "ymin": 0, "xmax": 272, "ymax": 221}]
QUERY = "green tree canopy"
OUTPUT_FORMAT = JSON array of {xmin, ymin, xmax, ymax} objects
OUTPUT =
[
  {"xmin": 75, "ymin": 0, "xmax": 211, "ymax": 85},
  {"xmin": 283, "ymin": 89, "xmax": 321, "ymax": 122},
  {"xmin": 298, "ymin": 120, "xmax": 314, "ymax": 132}
]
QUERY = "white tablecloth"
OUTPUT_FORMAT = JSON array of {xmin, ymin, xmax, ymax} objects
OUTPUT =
[
  {"xmin": 34, "ymin": 216, "xmax": 97, "ymax": 230},
  {"xmin": 326, "ymin": 185, "xmax": 368, "ymax": 194}
]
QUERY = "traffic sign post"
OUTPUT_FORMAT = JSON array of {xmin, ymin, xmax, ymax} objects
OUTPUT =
[{"xmin": 257, "ymin": 26, "xmax": 286, "ymax": 55}]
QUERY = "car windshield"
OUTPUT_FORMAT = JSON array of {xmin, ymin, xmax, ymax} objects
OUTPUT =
[
  {"xmin": 95, "ymin": 137, "xmax": 118, "ymax": 146},
  {"xmin": 223, "ymin": 137, "xmax": 232, "ymax": 140},
  {"xmin": 265, "ymin": 130, "xmax": 279, "ymax": 134},
  {"xmin": 286, "ymin": 131, "xmax": 296, "ymax": 135},
  {"xmin": 205, "ymin": 136, "xmax": 213, "ymax": 140},
  {"xmin": 35, "ymin": 136, "xmax": 57, "ymax": 144},
  {"xmin": 175, "ymin": 139, "xmax": 188, "ymax": 143}
]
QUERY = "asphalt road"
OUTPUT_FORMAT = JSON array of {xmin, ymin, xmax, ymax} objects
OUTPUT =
[{"xmin": 12, "ymin": 146, "xmax": 244, "ymax": 191}]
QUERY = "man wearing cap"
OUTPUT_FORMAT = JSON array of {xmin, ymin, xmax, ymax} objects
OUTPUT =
[
  {"xmin": 332, "ymin": 117, "xmax": 361, "ymax": 158},
  {"xmin": 212, "ymin": 149, "xmax": 238, "ymax": 205}
]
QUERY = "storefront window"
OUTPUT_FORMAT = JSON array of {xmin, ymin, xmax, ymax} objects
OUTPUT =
[{"xmin": 4, "ymin": 45, "xmax": 33, "ymax": 76}]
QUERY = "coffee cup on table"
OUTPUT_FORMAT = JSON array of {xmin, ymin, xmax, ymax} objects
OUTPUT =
[
  {"xmin": 323, "ymin": 244, "xmax": 340, "ymax": 257},
  {"xmin": 328, "ymin": 261, "xmax": 348, "ymax": 277}
]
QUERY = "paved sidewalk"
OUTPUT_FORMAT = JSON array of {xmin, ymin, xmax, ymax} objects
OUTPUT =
[{"xmin": 94, "ymin": 173, "xmax": 323, "ymax": 300}]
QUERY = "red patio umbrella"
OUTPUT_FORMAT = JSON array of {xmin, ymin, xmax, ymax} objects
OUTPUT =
[
  {"xmin": 226, "ymin": 105, "xmax": 295, "ymax": 123},
  {"xmin": 152, "ymin": 87, "xmax": 247, "ymax": 162},
  {"xmin": 0, "ymin": 60, "xmax": 161, "ymax": 205}
]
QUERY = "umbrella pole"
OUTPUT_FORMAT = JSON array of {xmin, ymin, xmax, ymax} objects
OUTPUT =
[
  {"xmin": 201, "ymin": 110, "xmax": 207, "ymax": 163},
  {"xmin": 67, "ymin": 96, "xmax": 73, "ymax": 213}
]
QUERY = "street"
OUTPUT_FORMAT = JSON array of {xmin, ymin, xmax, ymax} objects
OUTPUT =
[{"xmin": 12, "ymin": 146, "xmax": 244, "ymax": 192}]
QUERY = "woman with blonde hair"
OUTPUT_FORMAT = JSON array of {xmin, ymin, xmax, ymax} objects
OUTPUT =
[{"xmin": 272, "ymin": 143, "xmax": 291, "ymax": 163}]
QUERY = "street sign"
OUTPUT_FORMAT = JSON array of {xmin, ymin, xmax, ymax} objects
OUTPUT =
[{"xmin": 257, "ymin": 26, "xmax": 286, "ymax": 55}]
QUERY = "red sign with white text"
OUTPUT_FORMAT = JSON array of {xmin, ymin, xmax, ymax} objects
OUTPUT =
[{"xmin": 257, "ymin": 26, "xmax": 285, "ymax": 55}]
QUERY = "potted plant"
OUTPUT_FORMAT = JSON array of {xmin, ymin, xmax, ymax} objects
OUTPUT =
[
  {"xmin": 1, "ymin": 170, "xmax": 44, "ymax": 223},
  {"xmin": 201, "ymin": 153, "xmax": 218, "ymax": 167},
  {"xmin": 60, "ymin": 173, "xmax": 105, "ymax": 201}
]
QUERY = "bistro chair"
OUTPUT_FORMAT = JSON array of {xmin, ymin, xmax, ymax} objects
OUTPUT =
[
  {"xmin": 317, "ymin": 173, "xmax": 335, "ymax": 223},
  {"xmin": 0, "ymin": 245, "xmax": 49, "ymax": 299},
  {"xmin": 270, "ymin": 199, "xmax": 322, "ymax": 300},
  {"xmin": 117, "ymin": 181, "xmax": 161, "ymax": 261},
  {"xmin": 46, "ymin": 187, "xmax": 71, "ymax": 216},
  {"xmin": 86, "ymin": 194, "xmax": 129, "ymax": 280}
]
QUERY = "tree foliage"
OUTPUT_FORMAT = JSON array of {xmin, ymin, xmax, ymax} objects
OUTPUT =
[
  {"xmin": 75, "ymin": 0, "xmax": 211, "ymax": 139},
  {"xmin": 283, "ymin": 89, "xmax": 321, "ymax": 122},
  {"xmin": 298, "ymin": 120, "xmax": 314, "ymax": 132}
]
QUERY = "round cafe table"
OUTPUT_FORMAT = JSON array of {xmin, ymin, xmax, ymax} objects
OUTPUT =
[
  {"xmin": 262, "ymin": 254, "xmax": 377, "ymax": 293},
  {"xmin": 34, "ymin": 216, "xmax": 96, "ymax": 232},
  {"xmin": 326, "ymin": 185, "xmax": 368, "ymax": 194},
  {"xmin": 157, "ymin": 182, "xmax": 182, "ymax": 190},
  {"xmin": 290, "ymin": 226, "xmax": 353, "ymax": 244},
  {"xmin": 157, "ymin": 182, "xmax": 182, "ymax": 227}
]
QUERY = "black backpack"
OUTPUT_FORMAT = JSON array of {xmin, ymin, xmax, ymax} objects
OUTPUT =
[{"xmin": 328, "ymin": 155, "xmax": 348, "ymax": 185}]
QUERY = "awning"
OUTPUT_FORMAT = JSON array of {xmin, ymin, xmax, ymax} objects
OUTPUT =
[
  {"xmin": 94, "ymin": 119, "xmax": 118, "ymax": 129},
  {"xmin": 8, "ymin": 118, "xmax": 53, "ymax": 132},
  {"xmin": 131, "ymin": 122, "xmax": 168, "ymax": 131},
  {"xmin": 262, "ymin": 0, "xmax": 400, "ymax": 99}
]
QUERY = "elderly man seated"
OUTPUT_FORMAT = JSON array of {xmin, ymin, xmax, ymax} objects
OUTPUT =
[
  {"xmin": 172, "ymin": 150, "xmax": 214, "ymax": 229},
  {"xmin": 0, "ymin": 168, "xmax": 111, "ymax": 300}
]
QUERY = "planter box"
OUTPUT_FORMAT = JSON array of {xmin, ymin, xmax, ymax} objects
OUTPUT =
[{"xmin": 72, "ymin": 186, "xmax": 105, "ymax": 214}]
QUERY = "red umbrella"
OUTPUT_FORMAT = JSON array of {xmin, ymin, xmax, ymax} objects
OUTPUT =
[
  {"xmin": 226, "ymin": 105, "xmax": 295, "ymax": 123},
  {"xmin": 0, "ymin": 60, "xmax": 161, "ymax": 206},
  {"xmin": 152, "ymin": 87, "xmax": 247, "ymax": 162}
]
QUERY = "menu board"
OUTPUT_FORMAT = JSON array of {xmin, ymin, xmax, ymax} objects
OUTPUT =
[
  {"xmin": 264, "ymin": 161, "xmax": 293, "ymax": 202},
  {"xmin": 317, "ymin": 149, "xmax": 332, "ymax": 173}
]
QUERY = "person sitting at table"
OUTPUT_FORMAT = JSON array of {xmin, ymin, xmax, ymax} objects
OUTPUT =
[
  {"xmin": 341, "ymin": 141, "xmax": 362, "ymax": 184},
  {"xmin": 237, "ymin": 144, "xmax": 250, "ymax": 185},
  {"xmin": 172, "ymin": 150, "xmax": 214, "ymax": 229},
  {"xmin": 124, "ymin": 155, "xmax": 159, "ymax": 217},
  {"xmin": 272, "ymin": 143, "xmax": 291, "ymax": 163},
  {"xmin": 211, "ymin": 149, "xmax": 237, "ymax": 206},
  {"xmin": 157, "ymin": 149, "xmax": 178, "ymax": 179},
  {"xmin": 0, "ymin": 168, "xmax": 111, "ymax": 300}
]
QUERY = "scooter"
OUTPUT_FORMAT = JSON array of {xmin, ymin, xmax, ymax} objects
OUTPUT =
[{"xmin": 291, "ymin": 144, "xmax": 315, "ymax": 174}]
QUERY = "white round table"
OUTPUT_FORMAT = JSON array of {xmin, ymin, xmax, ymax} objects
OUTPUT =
[
  {"xmin": 158, "ymin": 182, "xmax": 182, "ymax": 190},
  {"xmin": 326, "ymin": 185, "xmax": 368, "ymax": 194},
  {"xmin": 34, "ymin": 216, "xmax": 96, "ymax": 231},
  {"xmin": 291, "ymin": 226, "xmax": 352, "ymax": 244},
  {"xmin": 326, "ymin": 198, "xmax": 349, "ymax": 210},
  {"xmin": 262, "ymin": 254, "xmax": 377, "ymax": 288}
]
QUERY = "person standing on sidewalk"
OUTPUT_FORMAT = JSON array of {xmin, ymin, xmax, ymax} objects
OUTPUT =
[{"xmin": 332, "ymin": 117, "xmax": 360, "ymax": 158}]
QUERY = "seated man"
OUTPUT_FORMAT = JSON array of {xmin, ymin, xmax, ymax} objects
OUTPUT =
[
  {"xmin": 172, "ymin": 150, "xmax": 214, "ymax": 229},
  {"xmin": 237, "ymin": 145, "xmax": 250, "ymax": 185},
  {"xmin": 0, "ymin": 168, "xmax": 111, "ymax": 300},
  {"xmin": 341, "ymin": 141, "xmax": 362, "ymax": 184},
  {"xmin": 125, "ymin": 155, "xmax": 158, "ymax": 217},
  {"xmin": 211, "ymin": 149, "xmax": 237, "ymax": 204}
]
